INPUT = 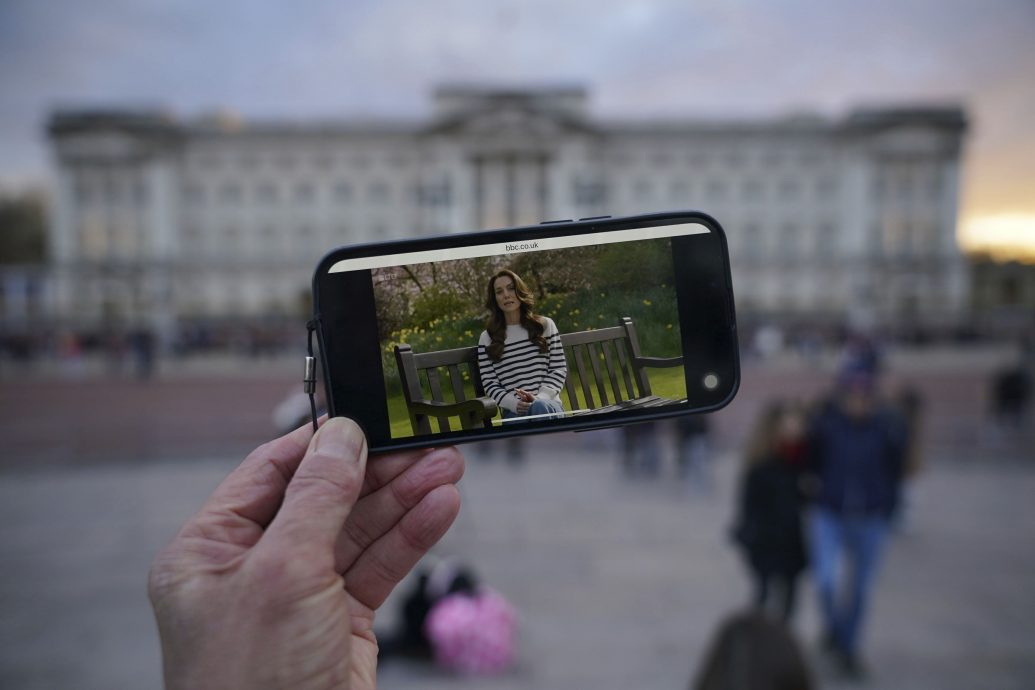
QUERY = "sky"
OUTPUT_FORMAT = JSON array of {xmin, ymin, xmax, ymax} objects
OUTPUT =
[{"xmin": 1, "ymin": 0, "xmax": 1032, "ymax": 259}]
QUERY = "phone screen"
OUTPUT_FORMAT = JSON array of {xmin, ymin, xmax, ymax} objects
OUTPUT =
[{"xmin": 313, "ymin": 212, "xmax": 738, "ymax": 451}]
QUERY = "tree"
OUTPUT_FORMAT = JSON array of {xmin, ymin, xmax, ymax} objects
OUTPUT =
[{"xmin": 0, "ymin": 192, "xmax": 47, "ymax": 265}]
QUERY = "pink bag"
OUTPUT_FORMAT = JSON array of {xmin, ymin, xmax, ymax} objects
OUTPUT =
[{"xmin": 424, "ymin": 589, "xmax": 517, "ymax": 675}]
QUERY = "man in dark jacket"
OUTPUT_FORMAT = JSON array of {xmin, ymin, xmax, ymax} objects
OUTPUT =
[{"xmin": 807, "ymin": 368, "xmax": 906, "ymax": 677}]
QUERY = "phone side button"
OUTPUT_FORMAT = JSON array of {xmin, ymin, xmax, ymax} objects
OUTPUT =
[
  {"xmin": 539, "ymin": 219, "xmax": 573, "ymax": 224},
  {"xmin": 578, "ymin": 215, "xmax": 611, "ymax": 221}
]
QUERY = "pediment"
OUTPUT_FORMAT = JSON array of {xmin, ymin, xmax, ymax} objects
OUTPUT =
[
  {"xmin": 55, "ymin": 131, "xmax": 150, "ymax": 161},
  {"xmin": 869, "ymin": 126, "xmax": 959, "ymax": 156},
  {"xmin": 426, "ymin": 104, "xmax": 594, "ymax": 138}
]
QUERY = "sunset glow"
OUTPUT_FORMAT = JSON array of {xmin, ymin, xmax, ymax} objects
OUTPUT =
[{"xmin": 959, "ymin": 213, "xmax": 1035, "ymax": 263}]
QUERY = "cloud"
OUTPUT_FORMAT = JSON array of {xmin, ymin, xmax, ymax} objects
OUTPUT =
[{"xmin": 0, "ymin": 0, "xmax": 1032, "ymax": 218}]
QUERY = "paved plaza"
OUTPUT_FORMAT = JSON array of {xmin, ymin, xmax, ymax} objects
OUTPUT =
[
  {"xmin": 0, "ymin": 349, "xmax": 1033, "ymax": 688},
  {"xmin": 1, "ymin": 435, "xmax": 1034, "ymax": 689}
]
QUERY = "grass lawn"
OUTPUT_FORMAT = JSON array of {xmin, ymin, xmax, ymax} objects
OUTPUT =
[
  {"xmin": 385, "ymin": 365, "xmax": 687, "ymax": 440},
  {"xmin": 386, "ymin": 394, "xmax": 415, "ymax": 439},
  {"xmin": 646, "ymin": 365, "xmax": 688, "ymax": 401}
]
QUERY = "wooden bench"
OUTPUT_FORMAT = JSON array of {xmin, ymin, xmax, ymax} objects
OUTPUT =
[{"xmin": 394, "ymin": 316, "xmax": 684, "ymax": 436}]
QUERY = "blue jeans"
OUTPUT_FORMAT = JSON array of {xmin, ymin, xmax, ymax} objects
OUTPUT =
[
  {"xmin": 810, "ymin": 508, "xmax": 889, "ymax": 657},
  {"xmin": 501, "ymin": 398, "xmax": 565, "ymax": 421}
]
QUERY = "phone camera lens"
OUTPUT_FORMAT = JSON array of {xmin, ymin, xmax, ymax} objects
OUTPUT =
[{"xmin": 703, "ymin": 373, "xmax": 719, "ymax": 390}]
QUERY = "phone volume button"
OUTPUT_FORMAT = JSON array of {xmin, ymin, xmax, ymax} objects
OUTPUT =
[{"xmin": 539, "ymin": 219, "xmax": 573, "ymax": 225}]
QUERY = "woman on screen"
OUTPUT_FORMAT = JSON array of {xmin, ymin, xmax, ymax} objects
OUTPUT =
[{"xmin": 477, "ymin": 269, "xmax": 567, "ymax": 420}]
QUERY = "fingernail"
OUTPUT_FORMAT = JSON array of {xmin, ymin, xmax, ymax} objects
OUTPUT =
[{"xmin": 315, "ymin": 418, "xmax": 362, "ymax": 460}]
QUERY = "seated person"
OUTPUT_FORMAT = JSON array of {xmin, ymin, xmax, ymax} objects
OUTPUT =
[{"xmin": 477, "ymin": 269, "xmax": 567, "ymax": 421}]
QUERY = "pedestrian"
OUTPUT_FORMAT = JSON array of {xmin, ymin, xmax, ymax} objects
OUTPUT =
[
  {"xmin": 731, "ymin": 401, "xmax": 809, "ymax": 622},
  {"xmin": 378, "ymin": 558, "xmax": 479, "ymax": 662},
  {"xmin": 990, "ymin": 364, "xmax": 1031, "ymax": 431},
  {"xmin": 130, "ymin": 327, "xmax": 156, "ymax": 380},
  {"xmin": 891, "ymin": 384, "xmax": 925, "ymax": 531},
  {"xmin": 675, "ymin": 414, "xmax": 711, "ymax": 490},
  {"xmin": 622, "ymin": 420, "xmax": 661, "ymax": 476},
  {"xmin": 806, "ymin": 367, "xmax": 907, "ymax": 677},
  {"xmin": 840, "ymin": 332, "xmax": 882, "ymax": 376},
  {"xmin": 476, "ymin": 435, "xmax": 527, "ymax": 466},
  {"xmin": 377, "ymin": 556, "xmax": 518, "ymax": 676},
  {"xmin": 691, "ymin": 610, "xmax": 813, "ymax": 690}
]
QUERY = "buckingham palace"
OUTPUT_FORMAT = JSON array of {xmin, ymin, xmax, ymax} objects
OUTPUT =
[{"xmin": 43, "ymin": 85, "xmax": 968, "ymax": 345}]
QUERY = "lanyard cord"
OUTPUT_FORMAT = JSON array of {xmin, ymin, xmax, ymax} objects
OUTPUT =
[{"xmin": 305, "ymin": 318, "xmax": 319, "ymax": 432}]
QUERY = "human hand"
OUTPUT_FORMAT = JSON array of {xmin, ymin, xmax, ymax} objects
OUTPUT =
[
  {"xmin": 148, "ymin": 417, "xmax": 464, "ymax": 690},
  {"xmin": 514, "ymin": 389, "xmax": 534, "ymax": 414}
]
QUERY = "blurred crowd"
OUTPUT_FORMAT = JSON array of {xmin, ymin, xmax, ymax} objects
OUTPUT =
[
  {"xmin": 727, "ymin": 344, "xmax": 911, "ymax": 683},
  {"xmin": 698, "ymin": 335, "xmax": 1026, "ymax": 687},
  {"xmin": 1, "ymin": 318, "xmax": 1028, "ymax": 374},
  {"xmin": 0, "ymin": 320, "xmax": 300, "ymax": 378},
  {"xmin": 427, "ymin": 334, "xmax": 1032, "ymax": 688},
  {"xmin": 2, "ymin": 316, "xmax": 1031, "ymax": 687}
]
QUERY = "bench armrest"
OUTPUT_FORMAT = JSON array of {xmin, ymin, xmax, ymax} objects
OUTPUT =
[
  {"xmin": 633, "ymin": 355, "xmax": 684, "ymax": 369},
  {"xmin": 409, "ymin": 396, "xmax": 498, "ymax": 421}
]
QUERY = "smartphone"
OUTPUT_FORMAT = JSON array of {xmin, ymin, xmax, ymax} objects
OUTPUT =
[{"xmin": 311, "ymin": 210, "xmax": 738, "ymax": 453}]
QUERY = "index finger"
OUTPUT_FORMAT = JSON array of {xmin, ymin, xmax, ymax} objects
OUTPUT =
[
  {"xmin": 261, "ymin": 417, "xmax": 367, "ymax": 558},
  {"xmin": 180, "ymin": 413, "xmax": 452, "ymax": 554},
  {"xmin": 343, "ymin": 483, "xmax": 461, "ymax": 610},
  {"xmin": 177, "ymin": 419, "xmax": 318, "ymax": 548},
  {"xmin": 189, "ymin": 416, "xmax": 426, "ymax": 534}
]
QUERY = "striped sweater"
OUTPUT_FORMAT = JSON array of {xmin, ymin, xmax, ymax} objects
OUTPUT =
[{"xmin": 477, "ymin": 317, "xmax": 567, "ymax": 414}]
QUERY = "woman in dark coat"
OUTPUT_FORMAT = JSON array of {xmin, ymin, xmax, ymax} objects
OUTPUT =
[{"xmin": 732, "ymin": 400, "xmax": 810, "ymax": 621}]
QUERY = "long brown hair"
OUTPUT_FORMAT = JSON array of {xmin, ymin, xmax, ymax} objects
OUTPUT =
[
  {"xmin": 742, "ymin": 400, "xmax": 807, "ymax": 468},
  {"xmin": 484, "ymin": 269, "xmax": 548, "ymax": 362},
  {"xmin": 693, "ymin": 611, "xmax": 813, "ymax": 690}
]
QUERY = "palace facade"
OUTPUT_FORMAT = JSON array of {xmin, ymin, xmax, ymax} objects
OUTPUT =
[{"xmin": 42, "ymin": 86, "xmax": 968, "ymax": 342}]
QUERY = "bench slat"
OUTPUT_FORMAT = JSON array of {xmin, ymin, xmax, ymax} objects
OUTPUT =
[
  {"xmin": 470, "ymin": 358, "xmax": 487, "ymax": 397},
  {"xmin": 589, "ymin": 396, "xmax": 678, "ymax": 414},
  {"xmin": 613, "ymin": 339, "xmax": 637, "ymax": 400},
  {"xmin": 600, "ymin": 340, "xmax": 624, "ymax": 403},
  {"xmin": 589, "ymin": 402, "xmax": 629, "ymax": 415},
  {"xmin": 414, "ymin": 345, "xmax": 480, "ymax": 369},
  {"xmin": 560, "ymin": 325, "xmax": 625, "ymax": 347},
  {"xmin": 572, "ymin": 344, "xmax": 595, "ymax": 408},
  {"xmin": 586, "ymin": 342, "xmax": 610, "ymax": 406},
  {"xmin": 426, "ymin": 368, "xmax": 451, "ymax": 433},
  {"xmin": 562, "ymin": 349, "xmax": 581, "ymax": 410},
  {"xmin": 621, "ymin": 317, "xmax": 653, "ymax": 396},
  {"xmin": 446, "ymin": 364, "xmax": 470, "ymax": 428},
  {"xmin": 426, "ymin": 367, "xmax": 445, "ymax": 402},
  {"xmin": 396, "ymin": 344, "xmax": 433, "ymax": 436},
  {"xmin": 447, "ymin": 364, "xmax": 466, "ymax": 402}
]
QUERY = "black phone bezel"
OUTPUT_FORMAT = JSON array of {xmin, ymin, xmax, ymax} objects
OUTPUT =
[{"xmin": 312, "ymin": 210, "xmax": 740, "ymax": 453}]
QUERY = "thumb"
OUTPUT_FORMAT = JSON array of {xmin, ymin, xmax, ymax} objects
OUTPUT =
[{"xmin": 262, "ymin": 417, "xmax": 368, "ymax": 557}]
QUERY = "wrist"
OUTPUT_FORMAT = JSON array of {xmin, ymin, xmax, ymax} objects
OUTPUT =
[
  {"xmin": 501, "ymin": 393, "xmax": 519, "ymax": 413},
  {"xmin": 536, "ymin": 386, "xmax": 559, "ymax": 401}
]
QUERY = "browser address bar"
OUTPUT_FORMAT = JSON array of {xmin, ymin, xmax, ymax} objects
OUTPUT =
[{"xmin": 327, "ymin": 222, "xmax": 710, "ymax": 273}]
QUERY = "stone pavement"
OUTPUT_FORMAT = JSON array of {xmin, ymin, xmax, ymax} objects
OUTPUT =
[
  {"xmin": 1, "ymin": 434, "xmax": 1033, "ymax": 689},
  {"xmin": 3, "ymin": 344, "xmax": 1031, "ymax": 470}
]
